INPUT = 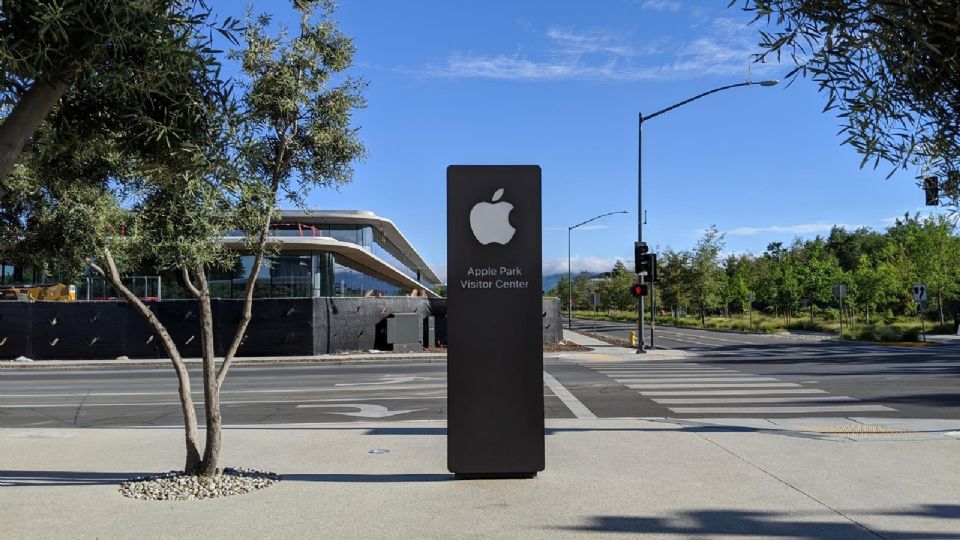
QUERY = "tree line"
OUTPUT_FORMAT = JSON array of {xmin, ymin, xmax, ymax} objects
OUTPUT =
[{"xmin": 549, "ymin": 214, "xmax": 960, "ymax": 327}]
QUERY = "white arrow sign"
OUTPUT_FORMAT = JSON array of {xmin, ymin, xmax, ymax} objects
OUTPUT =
[
  {"xmin": 335, "ymin": 376, "xmax": 437, "ymax": 387},
  {"xmin": 912, "ymin": 284, "xmax": 928, "ymax": 302},
  {"xmin": 296, "ymin": 403, "xmax": 425, "ymax": 418}
]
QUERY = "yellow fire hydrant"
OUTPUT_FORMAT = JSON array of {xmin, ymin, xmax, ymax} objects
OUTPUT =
[{"xmin": 629, "ymin": 331, "xmax": 638, "ymax": 347}]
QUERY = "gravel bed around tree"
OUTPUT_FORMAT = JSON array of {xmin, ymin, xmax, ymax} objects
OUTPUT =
[{"xmin": 120, "ymin": 467, "xmax": 280, "ymax": 501}]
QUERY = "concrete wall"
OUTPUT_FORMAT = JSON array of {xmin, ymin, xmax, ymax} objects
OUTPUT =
[{"xmin": 0, "ymin": 296, "xmax": 563, "ymax": 360}]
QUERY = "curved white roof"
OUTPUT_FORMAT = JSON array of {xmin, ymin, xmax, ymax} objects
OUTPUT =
[
  {"xmin": 219, "ymin": 234, "xmax": 440, "ymax": 298},
  {"xmin": 275, "ymin": 210, "xmax": 441, "ymax": 285}
]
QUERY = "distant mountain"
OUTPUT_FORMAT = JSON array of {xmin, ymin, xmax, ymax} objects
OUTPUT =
[{"xmin": 542, "ymin": 273, "xmax": 565, "ymax": 293}]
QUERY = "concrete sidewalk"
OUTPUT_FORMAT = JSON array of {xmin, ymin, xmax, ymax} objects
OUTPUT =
[
  {"xmin": 2, "ymin": 419, "xmax": 959, "ymax": 539},
  {"xmin": 557, "ymin": 329, "xmax": 694, "ymax": 362}
]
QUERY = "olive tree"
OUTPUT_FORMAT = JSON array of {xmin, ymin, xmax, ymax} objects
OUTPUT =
[
  {"xmin": 735, "ymin": 0, "xmax": 960, "ymax": 210},
  {"xmin": 4, "ymin": 0, "xmax": 365, "ymax": 477}
]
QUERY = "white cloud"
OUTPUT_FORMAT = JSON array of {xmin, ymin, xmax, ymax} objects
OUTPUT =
[
  {"xmin": 430, "ymin": 18, "xmax": 779, "ymax": 82},
  {"xmin": 641, "ymin": 0, "xmax": 681, "ymax": 12},
  {"xmin": 543, "ymin": 256, "xmax": 626, "ymax": 275},
  {"xmin": 724, "ymin": 222, "xmax": 864, "ymax": 236}
]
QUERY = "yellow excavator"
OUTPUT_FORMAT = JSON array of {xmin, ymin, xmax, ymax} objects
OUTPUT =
[{"xmin": 0, "ymin": 284, "xmax": 77, "ymax": 302}]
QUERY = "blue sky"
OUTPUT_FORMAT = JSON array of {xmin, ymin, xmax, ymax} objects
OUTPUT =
[{"xmin": 221, "ymin": 0, "xmax": 943, "ymax": 282}]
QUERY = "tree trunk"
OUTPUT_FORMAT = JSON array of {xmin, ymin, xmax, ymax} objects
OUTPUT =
[
  {"xmin": 90, "ymin": 250, "xmax": 202, "ymax": 473},
  {"xmin": 191, "ymin": 266, "xmax": 221, "ymax": 476},
  {"xmin": 938, "ymin": 288, "xmax": 944, "ymax": 325},
  {"xmin": 0, "ymin": 79, "xmax": 70, "ymax": 184}
]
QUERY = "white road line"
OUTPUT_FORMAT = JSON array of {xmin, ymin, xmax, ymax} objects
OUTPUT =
[
  {"xmin": 628, "ymin": 383, "xmax": 800, "ymax": 389},
  {"xmin": 667, "ymin": 405, "xmax": 896, "ymax": 414},
  {"xmin": 656, "ymin": 332, "xmax": 756, "ymax": 345},
  {"xmin": 640, "ymin": 389, "xmax": 827, "ymax": 396},
  {"xmin": 616, "ymin": 377, "xmax": 779, "ymax": 383},
  {"xmin": 542, "ymin": 371, "xmax": 596, "ymax": 419},
  {"xmin": 0, "ymin": 386, "xmax": 445, "ymax": 398},
  {"xmin": 653, "ymin": 396, "xmax": 858, "ymax": 404},
  {"xmin": 0, "ymin": 396, "xmax": 449, "ymax": 408}
]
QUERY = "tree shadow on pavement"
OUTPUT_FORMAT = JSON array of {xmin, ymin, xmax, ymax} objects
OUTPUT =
[
  {"xmin": 0, "ymin": 470, "xmax": 154, "ymax": 487},
  {"xmin": 884, "ymin": 504, "xmax": 960, "ymax": 519},
  {"xmin": 559, "ymin": 510, "xmax": 960, "ymax": 539},
  {"xmin": 282, "ymin": 473, "xmax": 451, "ymax": 483},
  {"xmin": 1, "ymin": 470, "xmax": 454, "ymax": 487}
]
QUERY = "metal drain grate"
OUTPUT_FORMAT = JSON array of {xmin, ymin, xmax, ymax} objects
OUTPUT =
[
  {"xmin": 794, "ymin": 424, "xmax": 939, "ymax": 439},
  {"xmin": 796, "ymin": 424, "xmax": 909, "ymax": 434}
]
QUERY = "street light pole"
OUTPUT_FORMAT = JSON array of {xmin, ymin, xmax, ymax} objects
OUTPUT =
[
  {"xmin": 637, "ymin": 114, "xmax": 645, "ymax": 352},
  {"xmin": 636, "ymin": 79, "xmax": 778, "ymax": 354},
  {"xmin": 567, "ymin": 210, "xmax": 628, "ymax": 330}
]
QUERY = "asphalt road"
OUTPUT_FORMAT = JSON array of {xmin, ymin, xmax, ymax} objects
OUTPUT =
[
  {"xmin": 2, "ymin": 321, "xmax": 958, "ymax": 427},
  {"xmin": 570, "ymin": 317, "xmax": 960, "ymax": 420}
]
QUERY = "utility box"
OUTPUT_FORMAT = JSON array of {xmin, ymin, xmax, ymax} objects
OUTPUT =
[
  {"xmin": 386, "ymin": 313, "xmax": 422, "ymax": 352},
  {"xmin": 423, "ymin": 316, "xmax": 436, "ymax": 348}
]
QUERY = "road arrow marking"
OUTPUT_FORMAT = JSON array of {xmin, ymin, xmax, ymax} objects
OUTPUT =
[
  {"xmin": 335, "ymin": 376, "xmax": 436, "ymax": 387},
  {"xmin": 295, "ymin": 403, "xmax": 425, "ymax": 418}
]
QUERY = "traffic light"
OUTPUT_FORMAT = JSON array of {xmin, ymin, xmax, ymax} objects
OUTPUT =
[
  {"xmin": 630, "ymin": 283, "xmax": 648, "ymax": 297},
  {"xmin": 924, "ymin": 176, "xmax": 939, "ymax": 206},
  {"xmin": 638, "ymin": 253, "xmax": 657, "ymax": 283},
  {"xmin": 634, "ymin": 242, "xmax": 648, "ymax": 273}
]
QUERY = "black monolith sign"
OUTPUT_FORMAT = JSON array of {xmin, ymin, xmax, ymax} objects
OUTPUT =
[{"xmin": 447, "ymin": 165, "xmax": 544, "ymax": 478}]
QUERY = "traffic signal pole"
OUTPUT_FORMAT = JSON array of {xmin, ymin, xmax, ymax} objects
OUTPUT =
[{"xmin": 650, "ymin": 281, "xmax": 656, "ymax": 349}]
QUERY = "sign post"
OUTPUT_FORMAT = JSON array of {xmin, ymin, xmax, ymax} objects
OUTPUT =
[
  {"xmin": 833, "ymin": 284, "xmax": 847, "ymax": 340},
  {"xmin": 447, "ymin": 165, "xmax": 544, "ymax": 478},
  {"xmin": 748, "ymin": 292, "xmax": 755, "ymax": 332},
  {"xmin": 590, "ymin": 292, "xmax": 600, "ymax": 335},
  {"xmin": 912, "ymin": 284, "xmax": 928, "ymax": 342}
]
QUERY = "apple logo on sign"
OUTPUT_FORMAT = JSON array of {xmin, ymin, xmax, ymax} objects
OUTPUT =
[{"xmin": 469, "ymin": 188, "xmax": 516, "ymax": 245}]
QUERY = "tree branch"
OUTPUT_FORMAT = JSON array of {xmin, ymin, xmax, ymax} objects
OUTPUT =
[{"xmin": 181, "ymin": 264, "xmax": 202, "ymax": 298}]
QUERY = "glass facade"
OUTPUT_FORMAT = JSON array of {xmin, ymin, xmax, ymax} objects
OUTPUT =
[
  {"xmin": 229, "ymin": 220, "xmax": 437, "ymax": 290},
  {"xmin": 161, "ymin": 251, "xmax": 408, "ymax": 299}
]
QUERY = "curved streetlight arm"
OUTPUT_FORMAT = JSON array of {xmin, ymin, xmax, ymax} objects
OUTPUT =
[
  {"xmin": 569, "ymin": 210, "xmax": 629, "ymax": 231},
  {"xmin": 642, "ymin": 80, "xmax": 778, "ymax": 124},
  {"xmin": 567, "ymin": 209, "xmax": 628, "ymax": 330}
]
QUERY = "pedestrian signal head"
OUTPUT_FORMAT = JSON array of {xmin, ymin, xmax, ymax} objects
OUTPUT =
[{"xmin": 630, "ymin": 284, "xmax": 648, "ymax": 297}]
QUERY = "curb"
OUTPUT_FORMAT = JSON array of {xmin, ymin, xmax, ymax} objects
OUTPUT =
[{"xmin": 0, "ymin": 353, "xmax": 449, "ymax": 371}]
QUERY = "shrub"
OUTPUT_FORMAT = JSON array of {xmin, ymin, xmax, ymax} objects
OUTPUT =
[
  {"xmin": 856, "ymin": 327, "xmax": 878, "ymax": 341},
  {"xmin": 900, "ymin": 327, "xmax": 921, "ymax": 342}
]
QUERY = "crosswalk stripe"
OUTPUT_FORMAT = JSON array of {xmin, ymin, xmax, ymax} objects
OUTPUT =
[
  {"xmin": 607, "ymin": 374, "xmax": 748, "ymax": 379},
  {"xmin": 640, "ymin": 389, "xmax": 827, "ymax": 396},
  {"xmin": 596, "ymin": 369, "xmax": 734, "ymax": 374},
  {"xmin": 601, "ymin": 373, "xmax": 737, "ymax": 377},
  {"xmin": 594, "ymin": 364, "xmax": 706, "ymax": 368},
  {"xmin": 652, "ymin": 396, "xmax": 858, "ymax": 404},
  {"xmin": 618, "ymin": 377, "xmax": 780, "ymax": 383},
  {"xmin": 666, "ymin": 405, "xmax": 896, "ymax": 414},
  {"xmin": 542, "ymin": 371, "xmax": 597, "ymax": 420},
  {"xmin": 627, "ymin": 382, "xmax": 800, "ymax": 389}
]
